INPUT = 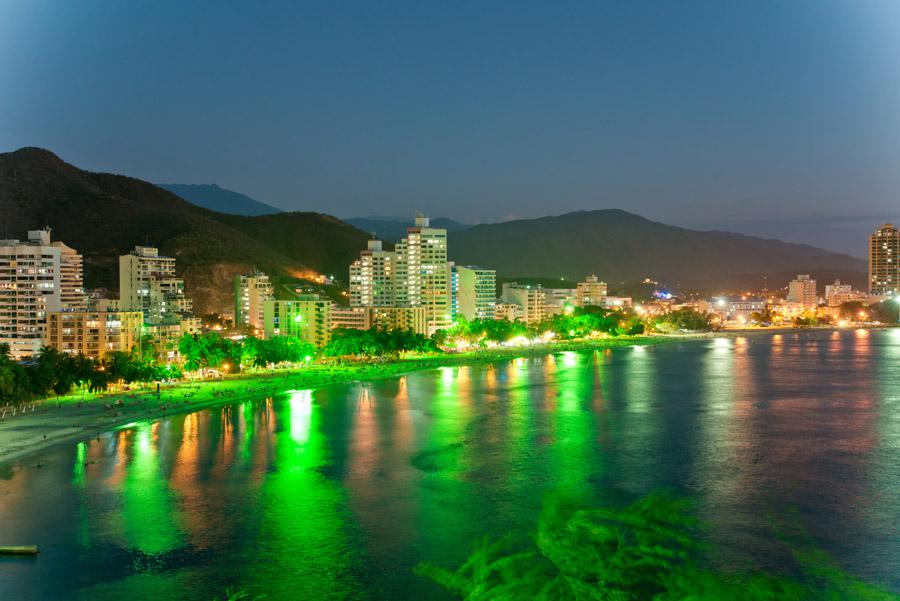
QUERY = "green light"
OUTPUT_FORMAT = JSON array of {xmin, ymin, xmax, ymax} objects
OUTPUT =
[
  {"xmin": 294, "ymin": 314, "xmax": 303, "ymax": 323},
  {"xmin": 304, "ymin": 355, "xmax": 312, "ymax": 363}
]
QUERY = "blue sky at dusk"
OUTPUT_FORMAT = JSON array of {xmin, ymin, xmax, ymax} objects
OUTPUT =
[{"xmin": 2, "ymin": 1, "xmax": 899, "ymax": 255}]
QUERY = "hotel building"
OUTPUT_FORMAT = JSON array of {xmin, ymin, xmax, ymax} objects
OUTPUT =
[
  {"xmin": 234, "ymin": 270, "xmax": 274, "ymax": 332},
  {"xmin": 455, "ymin": 265, "xmax": 496, "ymax": 320},
  {"xmin": 869, "ymin": 224, "xmax": 900, "ymax": 295},
  {"xmin": 0, "ymin": 229, "xmax": 85, "ymax": 359}
]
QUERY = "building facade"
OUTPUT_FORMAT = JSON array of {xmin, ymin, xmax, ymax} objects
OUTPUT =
[
  {"xmin": 234, "ymin": 271, "xmax": 273, "ymax": 331},
  {"xmin": 0, "ymin": 229, "xmax": 85, "ymax": 359},
  {"xmin": 349, "ymin": 239, "xmax": 396, "ymax": 307},
  {"xmin": 869, "ymin": 224, "xmax": 900, "ymax": 295},
  {"xmin": 264, "ymin": 296, "xmax": 332, "ymax": 347},
  {"xmin": 394, "ymin": 214, "xmax": 452, "ymax": 334},
  {"xmin": 456, "ymin": 265, "xmax": 496, "ymax": 321},
  {"xmin": 575, "ymin": 275, "xmax": 608, "ymax": 307},
  {"xmin": 119, "ymin": 246, "xmax": 192, "ymax": 324},
  {"xmin": 501, "ymin": 283, "xmax": 545, "ymax": 324},
  {"xmin": 787, "ymin": 274, "xmax": 817, "ymax": 310},
  {"xmin": 44, "ymin": 310, "xmax": 143, "ymax": 359}
]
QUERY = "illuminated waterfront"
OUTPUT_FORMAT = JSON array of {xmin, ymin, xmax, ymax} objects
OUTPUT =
[{"xmin": 1, "ymin": 329, "xmax": 899, "ymax": 599}]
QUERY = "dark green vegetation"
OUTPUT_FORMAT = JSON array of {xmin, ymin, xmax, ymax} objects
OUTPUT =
[
  {"xmin": 0, "ymin": 343, "xmax": 181, "ymax": 406},
  {"xmin": 418, "ymin": 493, "xmax": 899, "ymax": 601},
  {"xmin": 158, "ymin": 183, "xmax": 283, "ymax": 216},
  {"xmin": 178, "ymin": 333, "xmax": 315, "ymax": 372},
  {"xmin": 448, "ymin": 210, "xmax": 866, "ymax": 290},
  {"xmin": 323, "ymin": 327, "xmax": 438, "ymax": 357},
  {"xmin": 0, "ymin": 147, "xmax": 370, "ymax": 313}
]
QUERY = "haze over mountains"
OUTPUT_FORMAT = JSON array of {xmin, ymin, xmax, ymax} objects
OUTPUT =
[
  {"xmin": 0, "ymin": 147, "xmax": 868, "ymax": 314},
  {"xmin": 157, "ymin": 183, "xmax": 283, "ymax": 216}
]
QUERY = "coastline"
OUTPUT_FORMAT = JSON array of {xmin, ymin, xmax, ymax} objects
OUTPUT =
[{"xmin": 0, "ymin": 327, "xmax": 880, "ymax": 467}]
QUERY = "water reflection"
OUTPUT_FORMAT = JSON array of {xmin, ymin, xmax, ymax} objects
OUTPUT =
[{"xmin": 0, "ymin": 330, "xmax": 898, "ymax": 599}]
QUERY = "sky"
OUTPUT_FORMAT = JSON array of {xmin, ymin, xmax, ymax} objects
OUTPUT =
[{"xmin": 2, "ymin": 1, "xmax": 900, "ymax": 256}]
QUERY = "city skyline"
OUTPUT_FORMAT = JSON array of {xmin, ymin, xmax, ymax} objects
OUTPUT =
[{"xmin": 3, "ymin": 2, "xmax": 900, "ymax": 256}]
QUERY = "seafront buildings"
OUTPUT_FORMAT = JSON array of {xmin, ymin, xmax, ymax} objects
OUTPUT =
[
  {"xmin": 349, "ymin": 239, "xmax": 396, "ymax": 307},
  {"xmin": 0, "ymin": 229, "xmax": 86, "ymax": 359},
  {"xmin": 501, "ymin": 283, "xmax": 545, "ymax": 324},
  {"xmin": 787, "ymin": 274, "xmax": 817, "ymax": 310},
  {"xmin": 869, "ymin": 224, "xmax": 900, "ymax": 295},
  {"xmin": 264, "ymin": 295, "xmax": 332, "ymax": 347},
  {"xmin": 455, "ymin": 265, "xmax": 496, "ymax": 320},
  {"xmin": 44, "ymin": 309, "xmax": 143, "ymax": 359},
  {"xmin": 120, "ymin": 246, "xmax": 192, "ymax": 323},
  {"xmin": 234, "ymin": 270, "xmax": 273, "ymax": 332},
  {"xmin": 575, "ymin": 274, "xmax": 608, "ymax": 307}
]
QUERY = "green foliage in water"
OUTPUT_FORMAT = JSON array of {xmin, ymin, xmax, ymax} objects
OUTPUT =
[{"xmin": 416, "ymin": 493, "xmax": 898, "ymax": 600}]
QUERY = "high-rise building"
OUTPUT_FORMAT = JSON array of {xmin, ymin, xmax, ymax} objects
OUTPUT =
[
  {"xmin": 456, "ymin": 265, "xmax": 496, "ymax": 320},
  {"xmin": 394, "ymin": 213, "xmax": 452, "ymax": 334},
  {"xmin": 349, "ymin": 239, "xmax": 396, "ymax": 307},
  {"xmin": 264, "ymin": 295, "xmax": 332, "ymax": 347},
  {"xmin": 501, "ymin": 283, "xmax": 545, "ymax": 324},
  {"xmin": 787, "ymin": 274, "xmax": 817, "ymax": 309},
  {"xmin": 44, "ymin": 309, "xmax": 143, "ymax": 359},
  {"xmin": 234, "ymin": 270, "xmax": 273, "ymax": 332},
  {"xmin": 0, "ymin": 229, "xmax": 85, "ymax": 359},
  {"xmin": 575, "ymin": 275, "xmax": 608, "ymax": 307},
  {"xmin": 869, "ymin": 224, "xmax": 900, "ymax": 295},
  {"xmin": 119, "ymin": 246, "xmax": 192, "ymax": 324}
]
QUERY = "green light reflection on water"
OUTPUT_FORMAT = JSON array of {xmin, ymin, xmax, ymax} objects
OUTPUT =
[{"xmin": 118, "ymin": 424, "xmax": 184, "ymax": 555}]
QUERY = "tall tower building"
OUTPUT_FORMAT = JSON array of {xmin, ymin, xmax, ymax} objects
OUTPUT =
[
  {"xmin": 869, "ymin": 224, "xmax": 900, "ymax": 295},
  {"xmin": 234, "ymin": 270, "xmax": 274, "ymax": 331},
  {"xmin": 394, "ymin": 213, "xmax": 452, "ymax": 334},
  {"xmin": 349, "ymin": 239, "xmax": 396, "ymax": 307},
  {"xmin": 0, "ymin": 229, "xmax": 84, "ymax": 358}
]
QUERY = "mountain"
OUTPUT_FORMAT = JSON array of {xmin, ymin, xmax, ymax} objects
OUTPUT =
[
  {"xmin": 0, "ymin": 148, "xmax": 370, "ymax": 313},
  {"xmin": 449, "ymin": 210, "xmax": 867, "ymax": 291},
  {"xmin": 346, "ymin": 216, "xmax": 468, "ymax": 242},
  {"xmin": 157, "ymin": 183, "xmax": 282, "ymax": 216}
]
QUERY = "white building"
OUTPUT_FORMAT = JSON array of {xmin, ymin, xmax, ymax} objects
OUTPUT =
[
  {"xmin": 394, "ymin": 213, "xmax": 452, "ymax": 334},
  {"xmin": 575, "ymin": 275, "xmax": 608, "ymax": 307},
  {"xmin": 787, "ymin": 274, "xmax": 817, "ymax": 310},
  {"xmin": 501, "ymin": 283, "xmax": 545, "ymax": 324},
  {"xmin": 0, "ymin": 229, "xmax": 85, "ymax": 359},
  {"xmin": 119, "ymin": 246, "xmax": 192, "ymax": 324},
  {"xmin": 542, "ymin": 288, "xmax": 576, "ymax": 316},
  {"xmin": 456, "ymin": 265, "xmax": 496, "ymax": 320},
  {"xmin": 234, "ymin": 270, "xmax": 273, "ymax": 331},
  {"xmin": 349, "ymin": 239, "xmax": 396, "ymax": 307}
]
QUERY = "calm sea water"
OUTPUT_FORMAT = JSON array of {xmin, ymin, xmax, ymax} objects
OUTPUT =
[{"xmin": 1, "ymin": 330, "xmax": 899, "ymax": 599}]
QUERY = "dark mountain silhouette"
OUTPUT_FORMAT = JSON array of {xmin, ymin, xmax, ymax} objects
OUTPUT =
[
  {"xmin": 448, "ymin": 210, "xmax": 867, "ymax": 291},
  {"xmin": 0, "ymin": 148, "xmax": 369, "ymax": 313},
  {"xmin": 346, "ymin": 216, "xmax": 468, "ymax": 242},
  {"xmin": 158, "ymin": 183, "xmax": 283, "ymax": 216}
]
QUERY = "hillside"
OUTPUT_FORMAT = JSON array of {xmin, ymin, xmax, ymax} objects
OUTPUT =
[
  {"xmin": 158, "ymin": 183, "xmax": 282, "ymax": 216},
  {"xmin": 449, "ymin": 210, "xmax": 867, "ymax": 291},
  {"xmin": 0, "ymin": 148, "xmax": 370, "ymax": 313},
  {"xmin": 346, "ymin": 216, "xmax": 468, "ymax": 242}
]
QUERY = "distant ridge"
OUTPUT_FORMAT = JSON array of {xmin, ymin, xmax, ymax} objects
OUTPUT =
[
  {"xmin": 448, "ymin": 209, "xmax": 867, "ymax": 290},
  {"xmin": 346, "ymin": 216, "xmax": 468, "ymax": 242},
  {"xmin": 158, "ymin": 183, "xmax": 282, "ymax": 216},
  {"xmin": 0, "ymin": 147, "xmax": 369, "ymax": 313}
]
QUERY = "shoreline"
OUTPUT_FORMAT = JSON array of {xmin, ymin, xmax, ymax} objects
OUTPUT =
[{"xmin": 0, "ymin": 327, "xmax": 884, "ymax": 467}]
